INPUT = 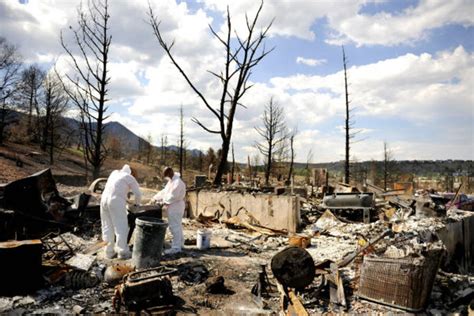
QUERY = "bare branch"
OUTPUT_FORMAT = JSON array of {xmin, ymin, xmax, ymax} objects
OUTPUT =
[{"xmin": 191, "ymin": 117, "xmax": 220, "ymax": 134}]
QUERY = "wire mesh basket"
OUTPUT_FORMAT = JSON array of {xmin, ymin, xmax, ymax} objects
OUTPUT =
[{"xmin": 358, "ymin": 249, "xmax": 442, "ymax": 312}]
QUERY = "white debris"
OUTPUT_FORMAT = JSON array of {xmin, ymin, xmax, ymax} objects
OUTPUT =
[{"xmin": 66, "ymin": 253, "xmax": 96, "ymax": 271}]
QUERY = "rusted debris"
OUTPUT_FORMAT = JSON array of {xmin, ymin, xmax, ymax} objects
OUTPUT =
[
  {"xmin": 64, "ymin": 270, "xmax": 100, "ymax": 289},
  {"xmin": 251, "ymin": 264, "xmax": 274, "ymax": 298},
  {"xmin": 337, "ymin": 229, "xmax": 391, "ymax": 268},
  {"xmin": 113, "ymin": 266, "xmax": 177, "ymax": 312},
  {"xmin": 177, "ymin": 262, "xmax": 209, "ymax": 285},
  {"xmin": 104, "ymin": 262, "xmax": 135, "ymax": 286},
  {"xmin": 358, "ymin": 248, "xmax": 443, "ymax": 312},
  {"xmin": 41, "ymin": 232, "xmax": 75, "ymax": 262},
  {"xmin": 288, "ymin": 234, "xmax": 311, "ymax": 248}
]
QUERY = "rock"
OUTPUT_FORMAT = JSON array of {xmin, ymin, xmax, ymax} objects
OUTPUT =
[
  {"xmin": 178, "ymin": 262, "xmax": 209, "ymax": 284},
  {"xmin": 14, "ymin": 296, "xmax": 35, "ymax": 307},
  {"xmin": 0, "ymin": 298, "xmax": 13, "ymax": 313},
  {"xmin": 205, "ymin": 276, "xmax": 225, "ymax": 294},
  {"xmin": 428, "ymin": 309, "xmax": 444, "ymax": 315},
  {"xmin": 72, "ymin": 305, "xmax": 85, "ymax": 314},
  {"xmin": 66, "ymin": 254, "xmax": 96, "ymax": 271}
]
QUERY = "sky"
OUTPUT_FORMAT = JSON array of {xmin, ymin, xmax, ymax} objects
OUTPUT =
[{"xmin": 1, "ymin": 0, "xmax": 473, "ymax": 163}]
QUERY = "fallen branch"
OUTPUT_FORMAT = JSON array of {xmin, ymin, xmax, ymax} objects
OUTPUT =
[{"xmin": 223, "ymin": 216, "xmax": 287, "ymax": 235}]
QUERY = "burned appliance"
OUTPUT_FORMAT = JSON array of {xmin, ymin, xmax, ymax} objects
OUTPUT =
[
  {"xmin": 0, "ymin": 169, "xmax": 72, "ymax": 240},
  {"xmin": 113, "ymin": 266, "xmax": 177, "ymax": 312},
  {"xmin": 321, "ymin": 192, "xmax": 375, "ymax": 223}
]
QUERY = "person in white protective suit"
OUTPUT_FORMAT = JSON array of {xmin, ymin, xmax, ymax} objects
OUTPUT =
[
  {"xmin": 100, "ymin": 164, "xmax": 142, "ymax": 259},
  {"xmin": 151, "ymin": 167, "xmax": 186, "ymax": 255}
]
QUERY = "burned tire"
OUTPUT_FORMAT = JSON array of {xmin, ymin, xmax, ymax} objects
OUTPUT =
[{"xmin": 271, "ymin": 246, "xmax": 315, "ymax": 289}]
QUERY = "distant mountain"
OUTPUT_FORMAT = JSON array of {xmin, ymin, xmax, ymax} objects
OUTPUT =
[
  {"xmin": 4, "ymin": 109, "xmax": 203, "ymax": 156},
  {"xmin": 103, "ymin": 121, "xmax": 146, "ymax": 152}
]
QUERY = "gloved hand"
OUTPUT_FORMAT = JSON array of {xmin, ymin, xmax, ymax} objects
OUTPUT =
[{"xmin": 150, "ymin": 198, "xmax": 163, "ymax": 205}]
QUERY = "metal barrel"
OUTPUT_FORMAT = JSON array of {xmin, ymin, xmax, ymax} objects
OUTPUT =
[{"xmin": 132, "ymin": 217, "xmax": 168, "ymax": 269}]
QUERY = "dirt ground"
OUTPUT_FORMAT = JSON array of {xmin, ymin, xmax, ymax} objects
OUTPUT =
[
  {"xmin": 1, "ymin": 163, "xmax": 473, "ymax": 314},
  {"xmin": 2, "ymin": 211, "xmax": 473, "ymax": 315}
]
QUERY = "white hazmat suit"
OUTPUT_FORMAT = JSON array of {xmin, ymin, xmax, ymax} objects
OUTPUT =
[
  {"xmin": 100, "ymin": 164, "xmax": 142, "ymax": 259},
  {"xmin": 152, "ymin": 173, "xmax": 186, "ymax": 252}
]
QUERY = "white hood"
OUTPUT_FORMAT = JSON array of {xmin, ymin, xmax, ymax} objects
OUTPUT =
[{"xmin": 121, "ymin": 164, "xmax": 131, "ymax": 175}]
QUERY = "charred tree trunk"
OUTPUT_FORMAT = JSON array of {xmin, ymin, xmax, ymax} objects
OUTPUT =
[
  {"xmin": 0, "ymin": 37, "xmax": 22, "ymax": 145},
  {"xmin": 0, "ymin": 109, "xmax": 6, "ymax": 145},
  {"xmin": 149, "ymin": 1, "xmax": 272, "ymax": 186},
  {"xmin": 49, "ymin": 122, "xmax": 54, "ymax": 165},
  {"xmin": 343, "ymin": 46, "xmax": 350, "ymax": 184},
  {"xmin": 179, "ymin": 105, "xmax": 184, "ymax": 175},
  {"xmin": 215, "ymin": 140, "xmax": 230, "ymax": 185},
  {"xmin": 255, "ymin": 98, "xmax": 286, "ymax": 187},
  {"xmin": 287, "ymin": 133, "xmax": 295, "ymax": 183},
  {"xmin": 60, "ymin": 0, "xmax": 111, "ymax": 180},
  {"xmin": 265, "ymin": 144, "xmax": 272, "ymax": 185},
  {"xmin": 41, "ymin": 105, "xmax": 51, "ymax": 151},
  {"xmin": 231, "ymin": 142, "xmax": 235, "ymax": 183}
]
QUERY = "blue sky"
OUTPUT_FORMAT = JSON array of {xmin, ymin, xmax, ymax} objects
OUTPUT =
[{"xmin": 1, "ymin": 0, "xmax": 473, "ymax": 163}]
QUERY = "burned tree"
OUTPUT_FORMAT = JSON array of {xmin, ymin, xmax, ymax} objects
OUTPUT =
[
  {"xmin": 60, "ymin": 0, "xmax": 111, "ymax": 179},
  {"xmin": 255, "ymin": 98, "xmax": 287, "ymax": 186},
  {"xmin": 106, "ymin": 135, "xmax": 122, "ymax": 159},
  {"xmin": 148, "ymin": 1, "xmax": 273, "ymax": 185},
  {"xmin": 145, "ymin": 133, "xmax": 153, "ymax": 165},
  {"xmin": 205, "ymin": 147, "xmax": 217, "ymax": 174},
  {"xmin": 383, "ymin": 141, "xmax": 395, "ymax": 191},
  {"xmin": 40, "ymin": 73, "xmax": 70, "ymax": 164},
  {"xmin": 160, "ymin": 133, "xmax": 168, "ymax": 165},
  {"xmin": 286, "ymin": 130, "xmax": 296, "ymax": 183},
  {"xmin": 17, "ymin": 65, "xmax": 45, "ymax": 136},
  {"xmin": 138, "ymin": 133, "xmax": 153, "ymax": 164},
  {"xmin": 231, "ymin": 142, "xmax": 235, "ymax": 183},
  {"xmin": 179, "ymin": 105, "xmax": 184, "ymax": 175},
  {"xmin": 0, "ymin": 37, "xmax": 22, "ymax": 145},
  {"xmin": 342, "ymin": 46, "xmax": 358, "ymax": 184}
]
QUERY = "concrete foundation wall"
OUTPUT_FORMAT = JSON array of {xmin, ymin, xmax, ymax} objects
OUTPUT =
[
  {"xmin": 436, "ymin": 213, "xmax": 474, "ymax": 273},
  {"xmin": 187, "ymin": 191, "xmax": 300, "ymax": 233}
]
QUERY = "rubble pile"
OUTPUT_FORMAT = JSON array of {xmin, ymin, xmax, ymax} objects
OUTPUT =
[{"xmin": 1, "ymin": 171, "xmax": 473, "ymax": 314}]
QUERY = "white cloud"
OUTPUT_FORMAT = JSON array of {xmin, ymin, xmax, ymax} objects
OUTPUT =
[
  {"xmin": 271, "ymin": 46, "xmax": 474, "ymax": 120},
  {"xmin": 1, "ymin": 0, "xmax": 472, "ymax": 163},
  {"xmin": 326, "ymin": 0, "xmax": 474, "ymax": 46},
  {"xmin": 202, "ymin": 0, "xmax": 474, "ymax": 46},
  {"xmin": 296, "ymin": 57, "xmax": 327, "ymax": 67},
  {"xmin": 99, "ymin": 45, "xmax": 474, "ymax": 162}
]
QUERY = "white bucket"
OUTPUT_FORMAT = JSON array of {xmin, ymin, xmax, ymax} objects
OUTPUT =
[{"xmin": 196, "ymin": 229, "xmax": 211, "ymax": 250}]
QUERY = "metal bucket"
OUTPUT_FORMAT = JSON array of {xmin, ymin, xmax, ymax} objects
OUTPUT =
[{"xmin": 132, "ymin": 217, "xmax": 168, "ymax": 269}]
